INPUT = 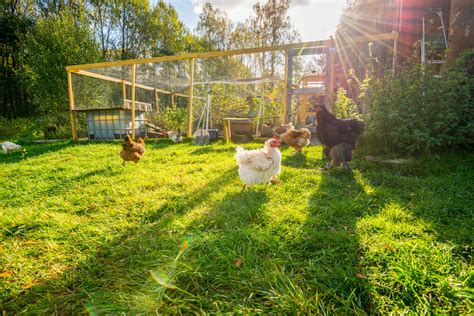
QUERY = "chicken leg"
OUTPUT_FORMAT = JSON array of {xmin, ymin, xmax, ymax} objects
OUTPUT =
[{"xmin": 269, "ymin": 178, "xmax": 281, "ymax": 185}]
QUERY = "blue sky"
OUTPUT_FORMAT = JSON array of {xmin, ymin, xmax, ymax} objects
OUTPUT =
[{"xmin": 155, "ymin": 0, "xmax": 347, "ymax": 42}]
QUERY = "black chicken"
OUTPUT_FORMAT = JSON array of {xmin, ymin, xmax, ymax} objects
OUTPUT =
[{"xmin": 315, "ymin": 104, "xmax": 365, "ymax": 169}]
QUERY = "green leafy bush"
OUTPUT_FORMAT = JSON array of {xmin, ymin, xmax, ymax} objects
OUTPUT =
[
  {"xmin": 163, "ymin": 107, "xmax": 188, "ymax": 130},
  {"xmin": 0, "ymin": 116, "xmax": 73, "ymax": 141},
  {"xmin": 0, "ymin": 117, "xmax": 41, "ymax": 142},
  {"xmin": 334, "ymin": 87, "xmax": 361, "ymax": 119},
  {"xmin": 149, "ymin": 107, "xmax": 188, "ymax": 131},
  {"xmin": 362, "ymin": 51, "xmax": 474, "ymax": 155}
]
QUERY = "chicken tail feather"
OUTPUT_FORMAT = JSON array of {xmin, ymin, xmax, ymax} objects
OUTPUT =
[
  {"xmin": 124, "ymin": 135, "xmax": 133, "ymax": 144},
  {"xmin": 138, "ymin": 138, "xmax": 145, "ymax": 148}
]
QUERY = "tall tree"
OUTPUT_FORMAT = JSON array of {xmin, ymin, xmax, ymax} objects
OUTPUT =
[
  {"xmin": 251, "ymin": 0, "xmax": 299, "ymax": 76},
  {"xmin": 36, "ymin": 0, "xmax": 88, "ymax": 21},
  {"xmin": 0, "ymin": 0, "xmax": 35, "ymax": 118},
  {"xmin": 18, "ymin": 12, "xmax": 101, "ymax": 127},
  {"xmin": 89, "ymin": 0, "xmax": 119, "ymax": 58},
  {"xmin": 195, "ymin": 3, "xmax": 233, "ymax": 51},
  {"xmin": 148, "ymin": 0, "xmax": 192, "ymax": 56},
  {"xmin": 113, "ymin": 0, "xmax": 150, "ymax": 59}
]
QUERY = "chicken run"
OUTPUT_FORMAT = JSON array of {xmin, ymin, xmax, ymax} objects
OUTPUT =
[
  {"xmin": 66, "ymin": 32, "xmax": 398, "ymax": 142},
  {"xmin": 65, "ymin": 33, "xmax": 397, "ymax": 172}
]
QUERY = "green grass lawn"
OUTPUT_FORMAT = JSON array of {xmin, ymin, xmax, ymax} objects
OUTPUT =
[{"xmin": 1, "ymin": 140, "xmax": 473, "ymax": 314}]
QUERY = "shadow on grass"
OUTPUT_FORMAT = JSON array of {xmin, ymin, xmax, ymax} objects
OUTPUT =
[
  {"xmin": 0, "ymin": 139, "xmax": 179, "ymax": 165},
  {"xmin": 41, "ymin": 166, "xmax": 122, "ymax": 197},
  {"xmin": 0, "ymin": 141, "xmax": 78, "ymax": 164},
  {"xmin": 190, "ymin": 145, "xmax": 234, "ymax": 156},
  {"xmin": 4, "ymin": 148, "xmax": 472, "ymax": 313},
  {"xmin": 3, "ymin": 167, "xmax": 240, "ymax": 314},
  {"xmin": 4, "ymin": 156, "xmax": 375, "ymax": 313},
  {"xmin": 157, "ymin": 167, "xmax": 375, "ymax": 313},
  {"xmin": 358, "ymin": 152, "xmax": 474, "ymax": 255},
  {"xmin": 298, "ymin": 168, "xmax": 374, "ymax": 313},
  {"xmin": 142, "ymin": 169, "xmax": 376, "ymax": 313},
  {"xmin": 146, "ymin": 138, "xmax": 186, "ymax": 150},
  {"xmin": 282, "ymin": 152, "xmax": 307, "ymax": 168}
]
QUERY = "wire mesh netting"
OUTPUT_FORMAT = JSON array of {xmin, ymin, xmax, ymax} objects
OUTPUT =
[{"xmin": 71, "ymin": 50, "xmax": 305, "ymax": 140}]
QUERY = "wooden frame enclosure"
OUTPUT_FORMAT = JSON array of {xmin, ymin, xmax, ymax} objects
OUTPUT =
[
  {"xmin": 298, "ymin": 74, "xmax": 326, "ymax": 125},
  {"xmin": 66, "ymin": 32, "xmax": 399, "ymax": 141}
]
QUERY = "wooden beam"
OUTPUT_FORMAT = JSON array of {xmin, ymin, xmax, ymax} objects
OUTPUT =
[
  {"xmin": 348, "ymin": 32, "xmax": 399, "ymax": 44},
  {"xmin": 124, "ymin": 100, "xmax": 152, "ymax": 111},
  {"xmin": 66, "ymin": 39, "xmax": 335, "ymax": 71},
  {"xmin": 155, "ymin": 89, "xmax": 159, "ymax": 113},
  {"xmin": 300, "ymin": 95, "xmax": 307, "ymax": 125},
  {"xmin": 291, "ymin": 87, "xmax": 325, "ymax": 95},
  {"xmin": 285, "ymin": 50, "xmax": 294, "ymax": 124},
  {"xmin": 193, "ymin": 76, "xmax": 280, "ymax": 85},
  {"xmin": 66, "ymin": 33, "xmax": 398, "ymax": 72},
  {"xmin": 74, "ymin": 69, "xmax": 202, "ymax": 99},
  {"xmin": 223, "ymin": 118, "xmax": 232, "ymax": 143},
  {"xmin": 187, "ymin": 58, "xmax": 195, "ymax": 137},
  {"xmin": 328, "ymin": 49, "xmax": 336, "ymax": 109},
  {"xmin": 175, "ymin": 92, "xmax": 203, "ymax": 99},
  {"xmin": 282, "ymin": 49, "xmax": 289, "ymax": 123},
  {"xmin": 289, "ymin": 46, "xmax": 327, "ymax": 57},
  {"xmin": 301, "ymin": 74, "xmax": 326, "ymax": 82},
  {"xmin": 122, "ymin": 80, "xmax": 126, "ymax": 107},
  {"xmin": 325, "ymin": 47, "xmax": 336, "ymax": 110},
  {"xmin": 131, "ymin": 64, "xmax": 136, "ymax": 139},
  {"xmin": 67, "ymin": 71, "xmax": 78, "ymax": 141},
  {"xmin": 75, "ymin": 70, "xmax": 158, "ymax": 92}
]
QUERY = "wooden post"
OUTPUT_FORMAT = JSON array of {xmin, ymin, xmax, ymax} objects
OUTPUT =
[
  {"xmin": 155, "ymin": 89, "xmax": 159, "ymax": 113},
  {"xmin": 325, "ymin": 47, "xmax": 336, "ymax": 110},
  {"xmin": 300, "ymin": 76, "xmax": 307, "ymax": 125},
  {"xmin": 301, "ymin": 98, "xmax": 307, "ymax": 126},
  {"xmin": 392, "ymin": 38, "xmax": 398, "ymax": 74},
  {"xmin": 284, "ymin": 50, "xmax": 294, "ymax": 124},
  {"xmin": 282, "ymin": 49, "xmax": 289, "ymax": 124},
  {"xmin": 224, "ymin": 119, "xmax": 228, "ymax": 142},
  {"xmin": 187, "ymin": 58, "xmax": 195, "ymax": 137},
  {"xmin": 171, "ymin": 94, "xmax": 176, "ymax": 109},
  {"xmin": 224, "ymin": 119, "xmax": 231, "ymax": 143},
  {"xmin": 131, "ymin": 64, "xmax": 136, "ymax": 139},
  {"xmin": 122, "ymin": 80, "xmax": 126, "ymax": 107},
  {"xmin": 67, "ymin": 71, "xmax": 78, "ymax": 141}
]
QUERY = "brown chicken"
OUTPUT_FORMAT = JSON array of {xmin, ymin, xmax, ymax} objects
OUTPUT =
[
  {"xmin": 120, "ymin": 135, "xmax": 145, "ymax": 166},
  {"xmin": 275, "ymin": 123, "xmax": 312, "ymax": 153}
]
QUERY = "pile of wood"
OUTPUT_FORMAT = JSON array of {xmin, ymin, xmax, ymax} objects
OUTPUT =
[{"xmin": 145, "ymin": 122, "xmax": 168, "ymax": 138}]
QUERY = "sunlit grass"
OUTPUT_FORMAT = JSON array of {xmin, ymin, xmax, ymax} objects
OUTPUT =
[{"xmin": 1, "ymin": 140, "xmax": 472, "ymax": 313}]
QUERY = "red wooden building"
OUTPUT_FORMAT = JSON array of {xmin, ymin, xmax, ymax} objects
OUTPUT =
[{"xmin": 338, "ymin": 0, "xmax": 472, "ymax": 69}]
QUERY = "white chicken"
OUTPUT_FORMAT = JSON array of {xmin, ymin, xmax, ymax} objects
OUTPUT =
[
  {"xmin": 1, "ymin": 141, "xmax": 22, "ymax": 154},
  {"xmin": 234, "ymin": 136, "xmax": 282, "ymax": 190},
  {"xmin": 167, "ymin": 128, "xmax": 182, "ymax": 143}
]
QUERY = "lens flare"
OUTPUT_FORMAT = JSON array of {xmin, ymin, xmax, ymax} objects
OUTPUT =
[{"xmin": 149, "ymin": 236, "xmax": 192, "ymax": 290}]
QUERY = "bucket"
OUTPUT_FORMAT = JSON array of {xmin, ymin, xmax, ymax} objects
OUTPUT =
[{"xmin": 208, "ymin": 129, "xmax": 219, "ymax": 141}]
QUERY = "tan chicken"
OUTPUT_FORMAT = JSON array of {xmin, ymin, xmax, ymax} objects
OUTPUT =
[
  {"xmin": 275, "ymin": 123, "xmax": 311, "ymax": 154},
  {"xmin": 120, "ymin": 135, "xmax": 145, "ymax": 166}
]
